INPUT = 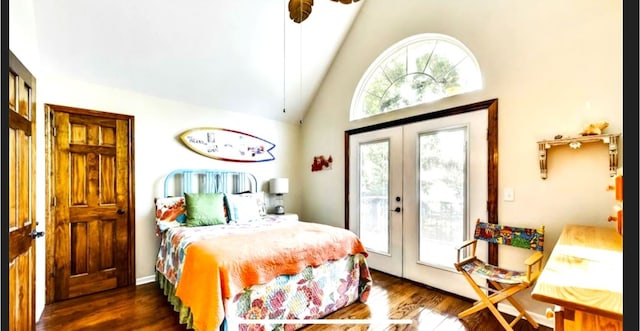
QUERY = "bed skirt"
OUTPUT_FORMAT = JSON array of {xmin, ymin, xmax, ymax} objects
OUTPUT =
[{"xmin": 157, "ymin": 253, "xmax": 371, "ymax": 331}]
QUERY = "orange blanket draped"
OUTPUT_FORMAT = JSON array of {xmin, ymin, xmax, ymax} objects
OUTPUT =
[{"xmin": 175, "ymin": 221, "xmax": 368, "ymax": 331}]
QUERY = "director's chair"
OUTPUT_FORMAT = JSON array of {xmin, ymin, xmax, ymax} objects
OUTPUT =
[{"xmin": 453, "ymin": 219, "xmax": 545, "ymax": 330}]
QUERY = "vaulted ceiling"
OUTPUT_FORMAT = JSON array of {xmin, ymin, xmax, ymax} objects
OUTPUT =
[{"xmin": 32, "ymin": 0, "xmax": 364, "ymax": 124}]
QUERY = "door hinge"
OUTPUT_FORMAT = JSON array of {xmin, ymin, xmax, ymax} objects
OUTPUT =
[
  {"xmin": 51, "ymin": 196, "xmax": 56, "ymax": 207},
  {"xmin": 50, "ymin": 111, "xmax": 57, "ymax": 136}
]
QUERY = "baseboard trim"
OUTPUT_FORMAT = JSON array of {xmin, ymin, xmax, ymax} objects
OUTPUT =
[
  {"xmin": 498, "ymin": 303, "xmax": 554, "ymax": 329},
  {"xmin": 136, "ymin": 275, "xmax": 156, "ymax": 285}
]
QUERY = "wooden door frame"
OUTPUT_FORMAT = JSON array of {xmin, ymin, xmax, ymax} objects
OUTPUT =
[{"xmin": 44, "ymin": 104, "xmax": 136, "ymax": 304}]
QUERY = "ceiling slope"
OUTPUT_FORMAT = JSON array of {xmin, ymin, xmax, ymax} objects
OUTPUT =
[{"xmin": 33, "ymin": 0, "xmax": 363, "ymax": 123}]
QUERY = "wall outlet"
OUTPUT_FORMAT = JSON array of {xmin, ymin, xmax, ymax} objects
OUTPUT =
[{"xmin": 503, "ymin": 187, "xmax": 515, "ymax": 201}]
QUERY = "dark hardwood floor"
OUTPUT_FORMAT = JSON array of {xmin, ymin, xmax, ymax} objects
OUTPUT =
[{"xmin": 36, "ymin": 270, "xmax": 552, "ymax": 331}]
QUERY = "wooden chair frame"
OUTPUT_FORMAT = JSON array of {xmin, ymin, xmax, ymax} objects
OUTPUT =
[{"xmin": 454, "ymin": 219, "xmax": 545, "ymax": 330}]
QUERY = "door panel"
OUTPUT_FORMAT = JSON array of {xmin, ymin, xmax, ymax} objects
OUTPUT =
[
  {"xmin": 8, "ymin": 50, "xmax": 37, "ymax": 331},
  {"xmin": 49, "ymin": 107, "xmax": 134, "ymax": 301},
  {"xmin": 402, "ymin": 109, "xmax": 488, "ymax": 299},
  {"xmin": 349, "ymin": 127, "xmax": 403, "ymax": 276}
]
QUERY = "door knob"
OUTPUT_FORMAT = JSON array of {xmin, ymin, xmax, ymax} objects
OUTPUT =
[
  {"xmin": 389, "ymin": 207, "xmax": 401, "ymax": 213},
  {"xmin": 117, "ymin": 209, "xmax": 125, "ymax": 215},
  {"xmin": 30, "ymin": 229, "xmax": 45, "ymax": 239}
]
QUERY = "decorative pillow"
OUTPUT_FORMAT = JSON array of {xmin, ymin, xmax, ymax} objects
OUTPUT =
[
  {"xmin": 254, "ymin": 192, "xmax": 268, "ymax": 216},
  {"xmin": 155, "ymin": 197, "xmax": 186, "ymax": 234},
  {"xmin": 155, "ymin": 197, "xmax": 187, "ymax": 222},
  {"xmin": 226, "ymin": 193, "xmax": 266, "ymax": 223},
  {"xmin": 185, "ymin": 192, "xmax": 227, "ymax": 226}
]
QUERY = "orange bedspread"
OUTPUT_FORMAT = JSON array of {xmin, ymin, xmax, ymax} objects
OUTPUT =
[{"xmin": 175, "ymin": 221, "xmax": 368, "ymax": 331}]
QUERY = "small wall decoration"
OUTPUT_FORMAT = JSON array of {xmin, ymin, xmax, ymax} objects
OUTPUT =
[
  {"xmin": 179, "ymin": 127, "xmax": 275, "ymax": 162},
  {"xmin": 311, "ymin": 155, "xmax": 333, "ymax": 172}
]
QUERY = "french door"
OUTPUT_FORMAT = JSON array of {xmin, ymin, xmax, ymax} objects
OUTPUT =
[
  {"xmin": 349, "ymin": 127, "xmax": 404, "ymax": 276},
  {"xmin": 348, "ymin": 109, "xmax": 488, "ymax": 298}
]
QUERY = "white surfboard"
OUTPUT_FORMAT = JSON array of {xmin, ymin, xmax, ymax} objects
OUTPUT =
[{"xmin": 180, "ymin": 127, "xmax": 275, "ymax": 162}]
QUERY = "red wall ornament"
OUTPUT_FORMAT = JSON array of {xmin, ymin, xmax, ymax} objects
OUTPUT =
[{"xmin": 311, "ymin": 155, "xmax": 333, "ymax": 172}]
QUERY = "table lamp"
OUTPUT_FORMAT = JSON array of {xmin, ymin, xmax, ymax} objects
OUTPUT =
[{"xmin": 269, "ymin": 178, "xmax": 289, "ymax": 215}]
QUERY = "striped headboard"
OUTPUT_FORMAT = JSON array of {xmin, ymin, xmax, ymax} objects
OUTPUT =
[{"xmin": 163, "ymin": 169, "xmax": 258, "ymax": 197}]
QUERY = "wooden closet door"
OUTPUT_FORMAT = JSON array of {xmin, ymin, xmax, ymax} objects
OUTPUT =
[
  {"xmin": 8, "ymin": 50, "xmax": 38, "ymax": 331},
  {"xmin": 47, "ymin": 105, "xmax": 135, "ymax": 301}
]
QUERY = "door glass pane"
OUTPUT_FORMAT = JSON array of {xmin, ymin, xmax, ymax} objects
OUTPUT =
[
  {"xmin": 418, "ymin": 128, "xmax": 467, "ymax": 268},
  {"xmin": 359, "ymin": 140, "xmax": 389, "ymax": 254}
]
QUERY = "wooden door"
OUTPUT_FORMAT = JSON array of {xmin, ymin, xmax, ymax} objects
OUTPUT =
[
  {"xmin": 45, "ymin": 104, "xmax": 135, "ymax": 302},
  {"xmin": 8, "ymin": 50, "xmax": 38, "ymax": 330}
]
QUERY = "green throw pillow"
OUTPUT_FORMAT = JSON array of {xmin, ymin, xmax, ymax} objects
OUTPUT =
[{"xmin": 184, "ymin": 192, "xmax": 227, "ymax": 226}]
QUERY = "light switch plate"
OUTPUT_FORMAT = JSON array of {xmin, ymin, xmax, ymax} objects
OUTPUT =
[{"xmin": 504, "ymin": 187, "xmax": 515, "ymax": 201}]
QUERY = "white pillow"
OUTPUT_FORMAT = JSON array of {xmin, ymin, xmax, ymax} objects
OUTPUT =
[{"xmin": 226, "ymin": 192, "xmax": 266, "ymax": 223}]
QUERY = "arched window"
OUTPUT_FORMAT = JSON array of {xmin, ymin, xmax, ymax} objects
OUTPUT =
[{"xmin": 350, "ymin": 33, "xmax": 482, "ymax": 121}]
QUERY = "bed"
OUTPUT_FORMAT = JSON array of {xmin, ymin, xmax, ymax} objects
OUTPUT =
[{"xmin": 154, "ymin": 169, "xmax": 372, "ymax": 331}]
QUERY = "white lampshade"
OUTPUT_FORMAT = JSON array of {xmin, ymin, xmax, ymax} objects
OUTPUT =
[{"xmin": 269, "ymin": 178, "xmax": 289, "ymax": 195}]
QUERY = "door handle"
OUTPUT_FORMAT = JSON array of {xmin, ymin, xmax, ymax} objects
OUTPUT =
[
  {"xmin": 30, "ymin": 229, "xmax": 45, "ymax": 239},
  {"xmin": 117, "ymin": 209, "xmax": 125, "ymax": 215},
  {"xmin": 389, "ymin": 207, "xmax": 401, "ymax": 213}
]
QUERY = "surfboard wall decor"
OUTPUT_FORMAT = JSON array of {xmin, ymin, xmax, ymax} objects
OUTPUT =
[{"xmin": 179, "ymin": 127, "xmax": 276, "ymax": 162}]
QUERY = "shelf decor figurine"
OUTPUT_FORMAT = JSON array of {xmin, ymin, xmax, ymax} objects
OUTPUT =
[{"xmin": 579, "ymin": 121, "xmax": 609, "ymax": 136}]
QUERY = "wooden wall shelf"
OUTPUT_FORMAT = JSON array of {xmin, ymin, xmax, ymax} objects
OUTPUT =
[{"xmin": 537, "ymin": 133, "xmax": 620, "ymax": 179}]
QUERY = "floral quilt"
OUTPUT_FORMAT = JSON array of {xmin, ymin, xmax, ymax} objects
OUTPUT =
[{"xmin": 155, "ymin": 217, "xmax": 372, "ymax": 331}]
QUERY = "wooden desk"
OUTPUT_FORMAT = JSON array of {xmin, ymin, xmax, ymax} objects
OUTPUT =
[{"xmin": 531, "ymin": 224, "xmax": 623, "ymax": 330}]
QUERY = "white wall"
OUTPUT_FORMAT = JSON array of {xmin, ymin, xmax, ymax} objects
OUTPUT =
[
  {"xmin": 11, "ymin": 0, "xmax": 302, "ymax": 318},
  {"xmin": 300, "ymin": 0, "xmax": 622, "ymax": 324}
]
